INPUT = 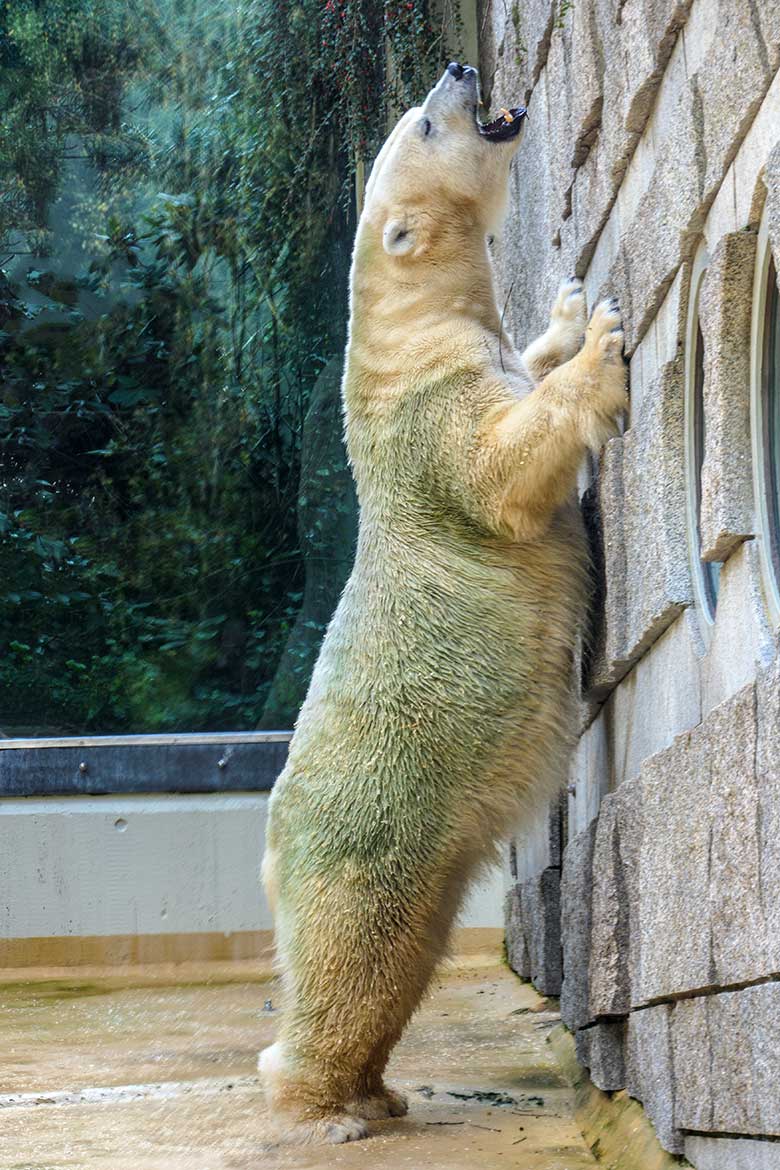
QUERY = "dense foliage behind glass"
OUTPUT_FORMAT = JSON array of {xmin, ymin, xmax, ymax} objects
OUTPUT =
[{"xmin": 0, "ymin": 0, "xmax": 450, "ymax": 734}]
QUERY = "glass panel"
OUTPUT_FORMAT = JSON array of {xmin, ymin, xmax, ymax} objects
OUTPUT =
[
  {"xmin": 0, "ymin": 2, "xmax": 360, "ymax": 735},
  {"xmin": 765, "ymin": 256, "xmax": 780, "ymax": 581},
  {"xmin": 693, "ymin": 321, "xmax": 720, "ymax": 614}
]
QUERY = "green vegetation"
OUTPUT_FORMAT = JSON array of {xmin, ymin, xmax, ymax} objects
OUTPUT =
[{"xmin": 0, "ymin": 0, "xmax": 455, "ymax": 733}]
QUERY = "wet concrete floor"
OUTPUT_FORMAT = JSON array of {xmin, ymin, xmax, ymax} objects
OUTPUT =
[{"xmin": 0, "ymin": 952, "xmax": 600, "ymax": 1169}]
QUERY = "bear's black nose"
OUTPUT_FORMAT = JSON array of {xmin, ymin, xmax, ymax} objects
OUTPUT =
[{"xmin": 447, "ymin": 61, "xmax": 465, "ymax": 79}]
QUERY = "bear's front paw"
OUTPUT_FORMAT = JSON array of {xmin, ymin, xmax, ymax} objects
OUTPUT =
[
  {"xmin": 577, "ymin": 298, "xmax": 629, "ymax": 449},
  {"xmin": 551, "ymin": 277, "xmax": 587, "ymax": 332},
  {"xmin": 585, "ymin": 297, "xmax": 624, "ymax": 364}
]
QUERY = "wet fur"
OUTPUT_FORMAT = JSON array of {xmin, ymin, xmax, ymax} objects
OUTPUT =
[{"xmin": 260, "ymin": 68, "xmax": 627, "ymax": 1144}]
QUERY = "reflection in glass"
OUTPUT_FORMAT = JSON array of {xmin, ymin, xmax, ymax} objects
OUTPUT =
[
  {"xmin": 693, "ymin": 321, "xmax": 720, "ymax": 615},
  {"xmin": 0, "ymin": 3, "xmax": 358, "ymax": 735}
]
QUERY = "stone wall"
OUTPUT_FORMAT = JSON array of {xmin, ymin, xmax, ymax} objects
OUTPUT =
[{"xmin": 483, "ymin": 0, "xmax": 780, "ymax": 1165}]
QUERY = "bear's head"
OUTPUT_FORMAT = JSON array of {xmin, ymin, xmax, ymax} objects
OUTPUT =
[{"xmin": 361, "ymin": 63, "xmax": 526, "ymax": 264}]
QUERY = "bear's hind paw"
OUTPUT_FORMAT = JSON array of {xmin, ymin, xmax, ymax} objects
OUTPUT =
[
  {"xmin": 278, "ymin": 1112, "xmax": 369, "ymax": 1145},
  {"xmin": 348, "ymin": 1086, "xmax": 409, "ymax": 1120},
  {"xmin": 320, "ymin": 1114, "xmax": 369, "ymax": 1144}
]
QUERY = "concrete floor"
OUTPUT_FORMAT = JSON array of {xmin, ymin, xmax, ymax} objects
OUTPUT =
[{"xmin": 0, "ymin": 951, "xmax": 600, "ymax": 1170}]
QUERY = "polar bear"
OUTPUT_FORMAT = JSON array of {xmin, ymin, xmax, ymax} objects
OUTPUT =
[{"xmin": 260, "ymin": 62, "xmax": 627, "ymax": 1144}]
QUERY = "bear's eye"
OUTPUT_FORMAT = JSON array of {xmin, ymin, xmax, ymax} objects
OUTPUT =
[{"xmin": 421, "ymin": 117, "xmax": 432, "ymax": 137}]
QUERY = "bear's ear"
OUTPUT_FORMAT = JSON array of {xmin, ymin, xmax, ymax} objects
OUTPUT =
[{"xmin": 383, "ymin": 216, "xmax": 416, "ymax": 256}]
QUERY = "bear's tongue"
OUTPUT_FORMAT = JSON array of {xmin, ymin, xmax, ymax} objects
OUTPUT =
[{"xmin": 478, "ymin": 107, "xmax": 527, "ymax": 142}]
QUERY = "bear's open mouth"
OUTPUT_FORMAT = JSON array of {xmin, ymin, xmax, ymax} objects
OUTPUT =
[{"xmin": 477, "ymin": 107, "xmax": 527, "ymax": 142}]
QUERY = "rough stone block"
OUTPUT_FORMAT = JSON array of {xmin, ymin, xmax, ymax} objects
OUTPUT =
[
  {"xmin": 611, "ymin": 3, "xmax": 775, "ymax": 348},
  {"xmin": 685, "ymin": 1135, "xmax": 780, "ymax": 1170},
  {"xmin": 585, "ymin": 437, "xmax": 631, "ymax": 696},
  {"xmin": 732, "ymin": 74, "xmax": 780, "ymax": 231},
  {"xmin": 698, "ymin": 230, "xmax": 757, "ymax": 561},
  {"xmin": 619, "ymin": 0, "xmax": 692, "ymax": 133},
  {"xmin": 564, "ymin": 130, "xmax": 614, "ymax": 276},
  {"xmin": 626, "ymin": 1005, "xmax": 681, "ymax": 1154},
  {"xmin": 480, "ymin": 0, "xmax": 555, "ymax": 110},
  {"xmin": 766, "ymin": 142, "xmax": 780, "ymax": 278},
  {"xmin": 520, "ymin": 0, "xmax": 557, "ymax": 94},
  {"xmin": 637, "ymin": 682, "xmax": 779, "ymax": 1005},
  {"xmin": 560, "ymin": 821, "xmax": 597, "ymax": 1031},
  {"xmin": 568, "ymin": 0, "xmax": 603, "ymax": 172},
  {"xmin": 695, "ymin": 2, "xmax": 777, "ymax": 201},
  {"xmin": 536, "ymin": 31, "xmax": 579, "ymax": 233},
  {"xmin": 704, "ymin": 685, "xmax": 777, "ymax": 986},
  {"xmin": 756, "ymin": 647, "xmax": 780, "ymax": 968},
  {"xmin": 563, "ymin": 0, "xmax": 692, "ymax": 274},
  {"xmin": 588, "ymin": 781, "xmax": 640, "ymax": 1018},
  {"xmin": 514, "ymin": 798, "xmax": 563, "ymax": 879},
  {"xmin": 520, "ymin": 866, "xmax": 562, "ymax": 997},
  {"xmin": 575, "ymin": 1019, "xmax": 626, "ymax": 1092},
  {"xmin": 672, "ymin": 984, "xmax": 780, "ymax": 1137},
  {"xmin": 567, "ymin": 711, "xmax": 610, "ymax": 836},
  {"xmin": 495, "ymin": 64, "xmax": 571, "ymax": 352},
  {"xmin": 608, "ymin": 614, "xmax": 701, "ymax": 788},
  {"xmin": 652, "ymin": 262, "xmax": 690, "ymax": 375},
  {"xmin": 621, "ymin": 356, "xmax": 693, "ymax": 661},
  {"xmin": 612, "ymin": 103, "xmax": 706, "ymax": 353},
  {"xmin": 504, "ymin": 882, "xmax": 530, "ymax": 979},
  {"xmin": 700, "ymin": 541, "xmax": 775, "ymax": 715}
]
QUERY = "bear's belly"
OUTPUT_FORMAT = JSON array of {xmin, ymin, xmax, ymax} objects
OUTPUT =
[{"xmin": 271, "ymin": 520, "xmax": 585, "ymax": 856}]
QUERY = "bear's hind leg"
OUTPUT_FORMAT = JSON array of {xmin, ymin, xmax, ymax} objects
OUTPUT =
[
  {"xmin": 260, "ymin": 923, "xmax": 442, "ymax": 1142},
  {"xmin": 344, "ymin": 950, "xmax": 446, "ymax": 1121}
]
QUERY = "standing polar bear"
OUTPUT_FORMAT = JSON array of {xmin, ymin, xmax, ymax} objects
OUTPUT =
[{"xmin": 260, "ymin": 62, "xmax": 627, "ymax": 1144}]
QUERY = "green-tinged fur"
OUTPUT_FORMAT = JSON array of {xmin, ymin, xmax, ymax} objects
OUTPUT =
[{"xmin": 260, "ymin": 65, "xmax": 626, "ymax": 1146}]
